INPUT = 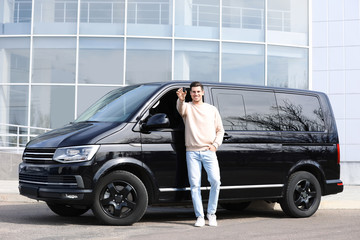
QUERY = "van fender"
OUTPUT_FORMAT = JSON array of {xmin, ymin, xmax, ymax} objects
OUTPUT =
[
  {"xmin": 93, "ymin": 157, "xmax": 158, "ymax": 200},
  {"xmin": 287, "ymin": 160, "xmax": 326, "ymax": 191}
]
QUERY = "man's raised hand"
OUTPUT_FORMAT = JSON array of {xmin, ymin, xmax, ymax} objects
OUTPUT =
[{"xmin": 176, "ymin": 87, "xmax": 187, "ymax": 102}]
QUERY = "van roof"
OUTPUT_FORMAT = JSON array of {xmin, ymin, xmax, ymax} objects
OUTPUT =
[{"xmin": 147, "ymin": 81, "xmax": 325, "ymax": 96}]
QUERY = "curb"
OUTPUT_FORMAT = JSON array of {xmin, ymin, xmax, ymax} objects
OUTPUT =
[{"xmin": 0, "ymin": 193, "xmax": 38, "ymax": 203}]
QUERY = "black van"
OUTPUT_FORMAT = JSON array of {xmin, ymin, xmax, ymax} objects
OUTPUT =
[{"xmin": 19, "ymin": 81, "xmax": 343, "ymax": 225}]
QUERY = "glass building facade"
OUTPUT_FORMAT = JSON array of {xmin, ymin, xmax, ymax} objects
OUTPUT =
[{"xmin": 0, "ymin": 0, "xmax": 309, "ymax": 146}]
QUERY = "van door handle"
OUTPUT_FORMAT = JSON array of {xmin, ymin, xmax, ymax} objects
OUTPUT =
[{"xmin": 223, "ymin": 133, "xmax": 232, "ymax": 140}]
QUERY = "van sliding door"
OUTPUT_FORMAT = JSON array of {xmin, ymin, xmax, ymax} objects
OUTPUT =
[{"xmin": 211, "ymin": 88, "xmax": 283, "ymax": 199}]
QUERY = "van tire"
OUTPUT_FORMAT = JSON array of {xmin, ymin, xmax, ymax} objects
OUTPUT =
[
  {"xmin": 92, "ymin": 171, "xmax": 148, "ymax": 225},
  {"xmin": 280, "ymin": 171, "xmax": 321, "ymax": 218},
  {"xmin": 46, "ymin": 203, "xmax": 90, "ymax": 217}
]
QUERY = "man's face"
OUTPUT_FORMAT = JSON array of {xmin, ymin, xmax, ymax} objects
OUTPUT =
[{"xmin": 190, "ymin": 86, "xmax": 204, "ymax": 103}]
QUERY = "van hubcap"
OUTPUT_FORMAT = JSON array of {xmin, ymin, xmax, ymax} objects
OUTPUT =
[
  {"xmin": 293, "ymin": 179, "xmax": 316, "ymax": 211},
  {"xmin": 100, "ymin": 181, "xmax": 137, "ymax": 218}
]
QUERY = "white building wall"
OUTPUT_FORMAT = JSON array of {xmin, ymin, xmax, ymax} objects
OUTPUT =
[{"xmin": 312, "ymin": 0, "xmax": 360, "ymax": 184}]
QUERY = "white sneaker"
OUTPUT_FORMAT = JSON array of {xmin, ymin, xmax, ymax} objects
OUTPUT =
[
  {"xmin": 194, "ymin": 216, "xmax": 205, "ymax": 227},
  {"xmin": 207, "ymin": 213, "xmax": 217, "ymax": 227}
]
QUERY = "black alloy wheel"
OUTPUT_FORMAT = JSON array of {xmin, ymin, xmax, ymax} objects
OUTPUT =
[
  {"xmin": 280, "ymin": 171, "xmax": 321, "ymax": 218},
  {"xmin": 92, "ymin": 171, "xmax": 148, "ymax": 225}
]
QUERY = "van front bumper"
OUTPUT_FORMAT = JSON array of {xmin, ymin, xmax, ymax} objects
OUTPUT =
[
  {"xmin": 19, "ymin": 183, "xmax": 93, "ymax": 203},
  {"xmin": 18, "ymin": 162, "xmax": 94, "ymax": 204}
]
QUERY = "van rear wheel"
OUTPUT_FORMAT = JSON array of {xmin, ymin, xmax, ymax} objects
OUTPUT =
[
  {"xmin": 92, "ymin": 171, "xmax": 148, "ymax": 225},
  {"xmin": 280, "ymin": 171, "xmax": 321, "ymax": 218}
]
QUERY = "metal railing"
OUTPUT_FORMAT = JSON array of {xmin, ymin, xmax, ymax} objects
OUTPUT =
[
  {"xmin": 192, "ymin": 4, "xmax": 290, "ymax": 31},
  {"xmin": 53, "ymin": 1, "xmax": 78, "ymax": 23},
  {"xmin": 222, "ymin": 6, "xmax": 264, "ymax": 29},
  {"xmin": 81, "ymin": 1, "xmax": 124, "ymax": 23},
  {"xmin": 127, "ymin": 2, "xmax": 169, "ymax": 25},
  {"xmin": 192, "ymin": 3, "xmax": 219, "ymax": 27},
  {"xmin": 0, "ymin": 123, "xmax": 52, "ymax": 153},
  {"xmin": 267, "ymin": 9, "xmax": 291, "ymax": 32},
  {"xmin": 13, "ymin": 0, "xmax": 32, "ymax": 23},
  {"xmin": 11, "ymin": 1, "xmax": 291, "ymax": 31}
]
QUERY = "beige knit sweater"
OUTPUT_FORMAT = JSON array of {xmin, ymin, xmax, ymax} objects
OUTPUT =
[{"xmin": 177, "ymin": 99, "xmax": 225, "ymax": 151}]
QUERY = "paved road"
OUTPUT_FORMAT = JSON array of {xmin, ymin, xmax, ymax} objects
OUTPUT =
[{"xmin": 0, "ymin": 201, "xmax": 359, "ymax": 240}]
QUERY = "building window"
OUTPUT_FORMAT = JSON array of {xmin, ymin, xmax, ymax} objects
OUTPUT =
[
  {"xmin": 0, "ymin": 85, "xmax": 29, "ymax": 147},
  {"xmin": 127, "ymin": 0, "xmax": 170, "ymax": 25},
  {"xmin": 0, "ymin": 37, "xmax": 30, "ymax": 83},
  {"xmin": 267, "ymin": 0, "xmax": 308, "ymax": 45},
  {"xmin": 126, "ymin": 38, "xmax": 171, "ymax": 85},
  {"xmin": 32, "ymin": 37, "xmax": 76, "ymax": 83},
  {"xmin": 127, "ymin": 0, "xmax": 172, "ymax": 37},
  {"xmin": 34, "ymin": 0, "xmax": 78, "ymax": 34},
  {"xmin": 31, "ymin": 86, "xmax": 75, "ymax": 129},
  {"xmin": 80, "ymin": 0, "xmax": 125, "ymax": 35},
  {"xmin": 78, "ymin": 37, "xmax": 124, "ymax": 85},
  {"xmin": 267, "ymin": 45, "xmax": 308, "ymax": 89},
  {"xmin": 80, "ymin": 0, "xmax": 125, "ymax": 23},
  {"xmin": 14, "ymin": 0, "xmax": 32, "ymax": 23},
  {"xmin": 174, "ymin": 40, "xmax": 219, "ymax": 82},
  {"xmin": 0, "ymin": 85, "xmax": 28, "ymax": 126},
  {"xmin": 222, "ymin": 42, "xmax": 264, "ymax": 85},
  {"xmin": 222, "ymin": 0, "xmax": 265, "ymax": 42},
  {"xmin": 192, "ymin": 0, "xmax": 219, "ymax": 27},
  {"xmin": 175, "ymin": 0, "xmax": 219, "ymax": 39},
  {"xmin": 54, "ymin": 0, "xmax": 78, "ymax": 23},
  {"xmin": 0, "ymin": 0, "xmax": 32, "ymax": 34}
]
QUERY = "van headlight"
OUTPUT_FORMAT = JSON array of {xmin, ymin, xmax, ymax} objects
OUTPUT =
[{"xmin": 53, "ymin": 145, "xmax": 100, "ymax": 163}]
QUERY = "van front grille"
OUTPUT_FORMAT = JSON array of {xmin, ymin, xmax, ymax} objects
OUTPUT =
[
  {"xmin": 19, "ymin": 173, "xmax": 78, "ymax": 186},
  {"xmin": 23, "ymin": 148, "xmax": 56, "ymax": 164}
]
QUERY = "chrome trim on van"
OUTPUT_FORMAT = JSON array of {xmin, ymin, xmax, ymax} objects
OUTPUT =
[{"xmin": 159, "ymin": 184, "xmax": 284, "ymax": 192}]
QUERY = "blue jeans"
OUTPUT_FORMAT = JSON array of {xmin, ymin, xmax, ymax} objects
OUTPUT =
[{"xmin": 186, "ymin": 150, "xmax": 221, "ymax": 218}]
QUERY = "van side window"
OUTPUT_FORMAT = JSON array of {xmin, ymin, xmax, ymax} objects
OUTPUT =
[
  {"xmin": 275, "ymin": 93, "xmax": 325, "ymax": 132},
  {"xmin": 215, "ymin": 93, "xmax": 247, "ymax": 130},
  {"xmin": 213, "ymin": 89, "xmax": 280, "ymax": 131}
]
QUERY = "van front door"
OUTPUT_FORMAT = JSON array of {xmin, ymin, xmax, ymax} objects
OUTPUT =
[{"xmin": 139, "ymin": 89, "xmax": 190, "ymax": 202}]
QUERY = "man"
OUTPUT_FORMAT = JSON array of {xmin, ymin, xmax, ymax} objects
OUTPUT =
[{"xmin": 176, "ymin": 81, "xmax": 224, "ymax": 227}]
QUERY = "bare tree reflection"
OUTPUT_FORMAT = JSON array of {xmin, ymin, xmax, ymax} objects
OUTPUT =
[
  {"xmin": 277, "ymin": 100, "xmax": 325, "ymax": 132},
  {"xmin": 224, "ymin": 100, "xmax": 325, "ymax": 134}
]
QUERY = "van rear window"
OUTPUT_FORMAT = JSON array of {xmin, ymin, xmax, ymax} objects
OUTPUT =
[
  {"xmin": 213, "ymin": 88, "xmax": 326, "ymax": 132},
  {"xmin": 276, "ymin": 93, "xmax": 325, "ymax": 132}
]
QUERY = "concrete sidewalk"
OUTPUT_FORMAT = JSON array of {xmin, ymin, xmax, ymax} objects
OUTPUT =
[{"xmin": 0, "ymin": 180, "xmax": 359, "ymax": 209}]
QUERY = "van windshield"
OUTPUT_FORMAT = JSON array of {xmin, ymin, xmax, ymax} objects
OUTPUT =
[{"xmin": 75, "ymin": 85, "xmax": 159, "ymax": 123}]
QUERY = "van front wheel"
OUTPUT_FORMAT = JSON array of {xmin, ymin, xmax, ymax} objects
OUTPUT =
[
  {"xmin": 46, "ymin": 203, "xmax": 90, "ymax": 217},
  {"xmin": 280, "ymin": 171, "xmax": 321, "ymax": 218},
  {"xmin": 92, "ymin": 171, "xmax": 148, "ymax": 225}
]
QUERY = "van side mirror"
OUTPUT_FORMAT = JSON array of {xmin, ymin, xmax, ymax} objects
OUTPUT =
[{"xmin": 142, "ymin": 113, "xmax": 170, "ymax": 131}]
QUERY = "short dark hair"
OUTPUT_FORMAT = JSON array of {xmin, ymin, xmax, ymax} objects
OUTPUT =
[{"xmin": 190, "ymin": 81, "xmax": 203, "ymax": 91}]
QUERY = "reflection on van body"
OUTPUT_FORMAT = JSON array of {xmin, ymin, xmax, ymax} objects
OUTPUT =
[{"xmin": 19, "ymin": 81, "xmax": 343, "ymax": 225}]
